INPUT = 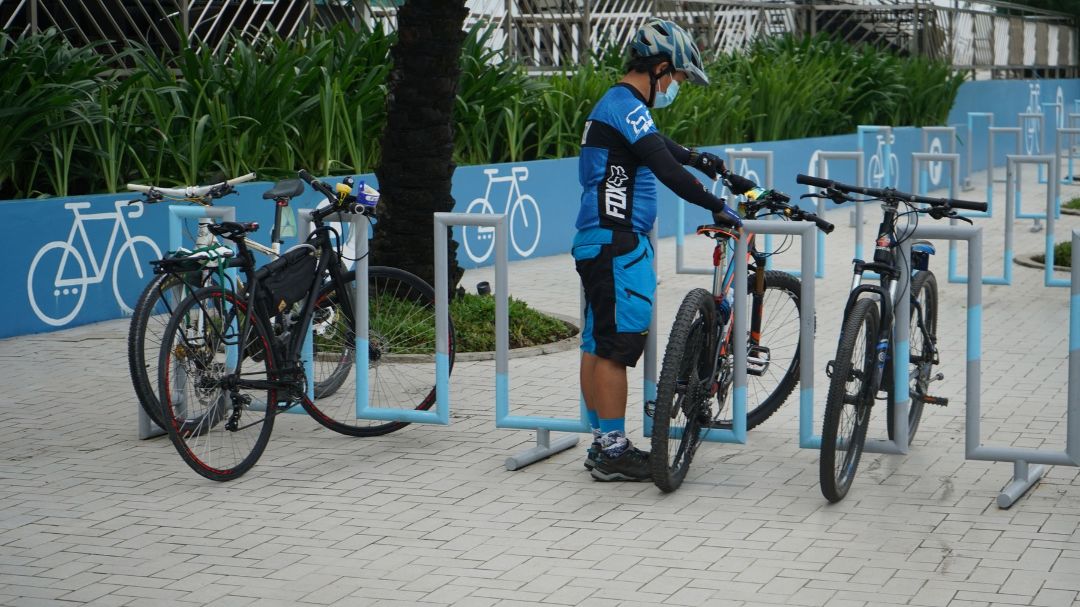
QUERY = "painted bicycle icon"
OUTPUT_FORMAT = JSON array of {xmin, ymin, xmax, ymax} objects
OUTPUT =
[
  {"xmin": 868, "ymin": 132, "xmax": 899, "ymax": 188},
  {"xmin": 462, "ymin": 166, "xmax": 542, "ymax": 263},
  {"xmin": 1025, "ymin": 82, "xmax": 1041, "ymax": 155},
  {"xmin": 27, "ymin": 200, "xmax": 161, "ymax": 326}
]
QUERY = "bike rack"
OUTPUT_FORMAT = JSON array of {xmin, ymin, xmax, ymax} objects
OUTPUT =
[
  {"xmin": 984, "ymin": 126, "xmax": 1022, "ymax": 218},
  {"xmin": 862, "ymin": 223, "xmax": 984, "ymax": 456},
  {"xmin": 1045, "ymin": 166, "xmax": 1071, "ymax": 289},
  {"xmin": 674, "ymin": 149, "xmax": 774, "ymax": 275},
  {"xmin": 432, "ymin": 213, "xmax": 590, "ymax": 470},
  {"xmin": 1010, "ymin": 154, "xmax": 1058, "ymax": 233},
  {"xmin": 919, "ymin": 127, "xmax": 956, "ymax": 196},
  {"xmin": 1019, "ymin": 112, "xmax": 1047, "ymax": 183},
  {"xmin": 648, "ymin": 220, "xmax": 816, "ymax": 446},
  {"xmin": 963, "ymin": 112, "xmax": 993, "ymax": 191},
  {"xmin": 948, "ymin": 155, "xmax": 1017, "ymax": 286},
  {"xmin": 1059, "ymin": 125, "xmax": 1080, "ymax": 184},
  {"xmin": 815, "ymin": 151, "xmax": 865, "ymax": 264},
  {"xmin": 962, "ymin": 228, "xmax": 1080, "ymax": 508},
  {"xmin": 857, "ymin": 125, "xmax": 895, "ymax": 188},
  {"xmin": 136, "ymin": 205, "xmax": 239, "ymax": 440}
]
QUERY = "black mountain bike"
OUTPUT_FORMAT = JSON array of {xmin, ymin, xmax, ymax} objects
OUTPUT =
[
  {"xmin": 650, "ymin": 172, "xmax": 834, "ymax": 492},
  {"xmin": 795, "ymin": 174, "xmax": 986, "ymax": 503},
  {"xmin": 157, "ymin": 170, "xmax": 453, "ymax": 480}
]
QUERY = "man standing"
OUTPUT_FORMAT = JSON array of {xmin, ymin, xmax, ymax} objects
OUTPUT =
[{"xmin": 575, "ymin": 18, "xmax": 742, "ymax": 481}]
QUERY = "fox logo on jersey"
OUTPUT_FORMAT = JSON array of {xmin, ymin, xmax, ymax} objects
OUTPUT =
[
  {"xmin": 604, "ymin": 165, "xmax": 629, "ymax": 219},
  {"xmin": 625, "ymin": 105, "xmax": 654, "ymax": 137}
]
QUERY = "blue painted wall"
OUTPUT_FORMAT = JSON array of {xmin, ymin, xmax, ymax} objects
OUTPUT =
[{"xmin": 3, "ymin": 77, "xmax": 1077, "ymax": 338}]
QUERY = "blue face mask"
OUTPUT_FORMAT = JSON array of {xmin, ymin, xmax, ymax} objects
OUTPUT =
[{"xmin": 653, "ymin": 78, "xmax": 679, "ymax": 109}]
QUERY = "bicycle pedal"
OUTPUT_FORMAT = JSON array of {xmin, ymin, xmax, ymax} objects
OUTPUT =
[{"xmin": 924, "ymin": 394, "xmax": 949, "ymax": 407}]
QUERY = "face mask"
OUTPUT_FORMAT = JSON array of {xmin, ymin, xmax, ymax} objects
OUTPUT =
[{"xmin": 653, "ymin": 77, "xmax": 679, "ymax": 109}]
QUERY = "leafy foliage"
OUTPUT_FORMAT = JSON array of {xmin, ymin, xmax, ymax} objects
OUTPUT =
[{"xmin": 0, "ymin": 28, "xmax": 966, "ymax": 199}]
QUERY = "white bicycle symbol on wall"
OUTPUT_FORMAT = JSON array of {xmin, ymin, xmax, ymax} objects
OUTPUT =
[
  {"xmin": 462, "ymin": 166, "xmax": 542, "ymax": 263},
  {"xmin": 27, "ymin": 200, "xmax": 161, "ymax": 326}
]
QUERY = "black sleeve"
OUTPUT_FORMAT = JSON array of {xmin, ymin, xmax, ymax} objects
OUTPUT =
[
  {"xmin": 632, "ymin": 133, "xmax": 725, "ymax": 212},
  {"xmin": 658, "ymin": 133, "xmax": 691, "ymax": 165}
]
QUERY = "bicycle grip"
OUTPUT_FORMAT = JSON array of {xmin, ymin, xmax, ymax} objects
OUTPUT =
[
  {"xmin": 725, "ymin": 173, "xmax": 756, "ymax": 196},
  {"xmin": 812, "ymin": 215, "xmax": 835, "ymax": 234},
  {"xmin": 796, "ymin": 174, "xmax": 834, "ymax": 189},
  {"xmin": 950, "ymin": 199, "xmax": 988, "ymax": 212},
  {"xmin": 298, "ymin": 169, "xmax": 336, "ymax": 202}
]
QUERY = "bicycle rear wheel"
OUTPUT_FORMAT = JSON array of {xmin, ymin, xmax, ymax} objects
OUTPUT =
[
  {"xmin": 714, "ymin": 270, "xmax": 803, "ymax": 430},
  {"xmin": 158, "ymin": 287, "xmax": 276, "ymax": 481},
  {"xmin": 302, "ymin": 266, "xmax": 454, "ymax": 436},
  {"xmin": 820, "ymin": 297, "xmax": 878, "ymax": 503},
  {"xmin": 650, "ymin": 288, "xmax": 714, "ymax": 493},
  {"xmin": 887, "ymin": 271, "xmax": 938, "ymax": 444},
  {"xmin": 129, "ymin": 271, "xmax": 203, "ymax": 430}
]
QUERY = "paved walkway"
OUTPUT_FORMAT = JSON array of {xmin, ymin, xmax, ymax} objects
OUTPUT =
[{"xmin": 1, "ymin": 168, "xmax": 1078, "ymax": 607}]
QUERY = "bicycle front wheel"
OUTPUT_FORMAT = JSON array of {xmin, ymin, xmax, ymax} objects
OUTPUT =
[
  {"xmin": 302, "ymin": 266, "xmax": 454, "ymax": 436},
  {"xmin": 820, "ymin": 297, "xmax": 878, "ymax": 503},
  {"xmin": 651, "ymin": 288, "xmax": 714, "ymax": 493},
  {"xmin": 158, "ymin": 287, "xmax": 276, "ymax": 481},
  {"xmin": 887, "ymin": 271, "xmax": 938, "ymax": 444},
  {"xmin": 714, "ymin": 270, "xmax": 803, "ymax": 430}
]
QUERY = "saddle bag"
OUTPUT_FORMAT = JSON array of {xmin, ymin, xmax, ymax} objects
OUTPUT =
[{"xmin": 255, "ymin": 244, "xmax": 317, "ymax": 314}]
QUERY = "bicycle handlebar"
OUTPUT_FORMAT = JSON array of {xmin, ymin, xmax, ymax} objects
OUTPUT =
[
  {"xmin": 126, "ymin": 173, "xmax": 257, "ymax": 199},
  {"xmin": 720, "ymin": 170, "xmax": 833, "ymax": 233},
  {"xmin": 795, "ymin": 174, "xmax": 988, "ymax": 212}
]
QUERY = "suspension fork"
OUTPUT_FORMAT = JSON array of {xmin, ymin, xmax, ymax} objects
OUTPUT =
[{"xmin": 749, "ymin": 241, "xmax": 767, "ymax": 346}]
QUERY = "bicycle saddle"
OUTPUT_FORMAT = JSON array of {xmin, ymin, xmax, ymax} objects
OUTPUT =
[
  {"xmin": 209, "ymin": 221, "xmax": 259, "ymax": 239},
  {"xmin": 262, "ymin": 179, "xmax": 304, "ymax": 201}
]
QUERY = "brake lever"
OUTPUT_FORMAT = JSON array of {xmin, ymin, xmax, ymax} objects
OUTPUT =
[{"xmin": 950, "ymin": 213, "xmax": 973, "ymax": 225}]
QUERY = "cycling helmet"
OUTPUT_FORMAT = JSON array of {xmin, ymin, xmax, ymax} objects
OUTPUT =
[{"xmin": 629, "ymin": 18, "xmax": 709, "ymax": 86}]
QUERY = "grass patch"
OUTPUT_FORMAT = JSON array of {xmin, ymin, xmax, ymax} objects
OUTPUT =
[
  {"xmin": 1034, "ymin": 241, "xmax": 1073, "ymax": 268},
  {"xmin": 450, "ymin": 293, "xmax": 576, "ymax": 352},
  {"xmin": 1064, "ymin": 197, "xmax": 1080, "ymax": 210}
]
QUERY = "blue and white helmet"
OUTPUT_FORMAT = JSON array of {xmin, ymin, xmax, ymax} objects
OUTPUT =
[{"xmin": 629, "ymin": 18, "xmax": 709, "ymax": 86}]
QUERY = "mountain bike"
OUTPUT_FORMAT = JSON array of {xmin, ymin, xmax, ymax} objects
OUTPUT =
[
  {"xmin": 795, "ymin": 174, "xmax": 987, "ymax": 503},
  {"xmin": 156, "ymin": 170, "xmax": 454, "ymax": 480},
  {"xmin": 650, "ymin": 171, "xmax": 834, "ymax": 492}
]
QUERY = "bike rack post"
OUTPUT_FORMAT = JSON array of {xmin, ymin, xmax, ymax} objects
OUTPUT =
[
  {"xmin": 857, "ymin": 125, "xmax": 895, "ymax": 188},
  {"xmin": 137, "ymin": 205, "xmax": 239, "ymax": 440},
  {"xmin": 947, "ymin": 156, "xmax": 1015, "ymax": 286},
  {"xmin": 1020, "ymin": 112, "xmax": 1047, "ymax": 183},
  {"xmin": 1009, "ymin": 154, "xmax": 1057, "ymax": 233},
  {"xmin": 815, "ymin": 151, "xmax": 865, "ymax": 262},
  {"xmin": 691, "ymin": 220, "xmax": 815, "ymax": 445},
  {"xmin": 920, "ymin": 127, "xmax": 956, "ymax": 196},
  {"xmin": 434, "ymin": 213, "xmax": 587, "ymax": 470},
  {"xmin": 986, "ymin": 126, "xmax": 1022, "ymax": 218},
  {"xmin": 1045, "ymin": 165, "xmax": 1071, "ymax": 288},
  {"xmin": 964, "ymin": 112, "xmax": 993, "ymax": 191},
  {"xmin": 1060, "ymin": 125, "xmax": 1080, "ymax": 184},
  {"xmin": 674, "ymin": 149, "xmax": 773, "ymax": 275},
  {"xmin": 964, "ymin": 228, "xmax": 1080, "ymax": 507},
  {"xmin": 862, "ymin": 223, "xmax": 984, "ymax": 456}
]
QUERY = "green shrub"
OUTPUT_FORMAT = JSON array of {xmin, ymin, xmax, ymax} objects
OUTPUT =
[
  {"xmin": 1035, "ymin": 241, "xmax": 1073, "ymax": 268},
  {"xmin": 0, "ymin": 28, "xmax": 967, "ymax": 198},
  {"xmin": 450, "ymin": 293, "xmax": 576, "ymax": 352}
]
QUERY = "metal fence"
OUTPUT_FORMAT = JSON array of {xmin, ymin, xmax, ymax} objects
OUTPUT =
[{"xmin": 2, "ymin": 0, "xmax": 1077, "ymax": 77}]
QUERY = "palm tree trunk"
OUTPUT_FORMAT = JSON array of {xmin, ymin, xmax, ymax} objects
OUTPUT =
[{"xmin": 372, "ymin": 0, "xmax": 467, "ymax": 293}]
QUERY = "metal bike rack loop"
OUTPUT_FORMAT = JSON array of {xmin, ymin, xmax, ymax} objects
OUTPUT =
[
  {"xmin": 982, "ymin": 126, "xmax": 1023, "ymax": 218},
  {"xmin": 816, "ymin": 151, "xmax": 865, "ymax": 264},
  {"xmin": 919, "ymin": 127, "xmax": 957, "ymax": 197},
  {"xmin": 675, "ymin": 149, "xmax": 773, "ymax": 275},
  {"xmin": 1058, "ymin": 126, "xmax": 1080, "ymax": 186},
  {"xmin": 648, "ymin": 220, "xmax": 816, "ymax": 446},
  {"xmin": 1009, "ymin": 154, "xmax": 1058, "ymax": 233},
  {"xmin": 136, "ymin": 205, "xmax": 238, "ymax": 440},
  {"xmin": 1019, "ymin": 112, "xmax": 1047, "ymax": 183},
  {"xmin": 966, "ymin": 229, "xmax": 1080, "ymax": 507},
  {"xmin": 964, "ymin": 112, "xmax": 993, "ymax": 191},
  {"xmin": 432, "ymin": 213, "xmax": 589, "ymax": 470}
]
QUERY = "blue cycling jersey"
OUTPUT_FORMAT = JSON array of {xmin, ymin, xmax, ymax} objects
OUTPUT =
[{"xmin": 577, "ymin": 84, "xmax": 660, "ymax": 234}]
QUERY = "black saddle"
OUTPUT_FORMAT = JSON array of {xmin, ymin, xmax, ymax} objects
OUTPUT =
[{"xmin": 262, "ymin": 179, "xmax": 304, "ymax": 201}]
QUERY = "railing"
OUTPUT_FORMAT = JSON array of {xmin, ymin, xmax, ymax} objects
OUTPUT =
[{"xmin": 1, "ymin": 0, "xmax": 1076, "ymax": 77}]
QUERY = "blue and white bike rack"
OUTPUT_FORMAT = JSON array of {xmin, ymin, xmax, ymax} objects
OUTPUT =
[
  {"xmin": 963, "ymin": 112, "xmax": 993, "ymax": 191},
  {"xmin": 136, "ymin": 205, "xmax": 238, "ymax": 440},
  {"xmin": 814, "ymin": 151, "xmax": 866, "ymax": 263}
]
